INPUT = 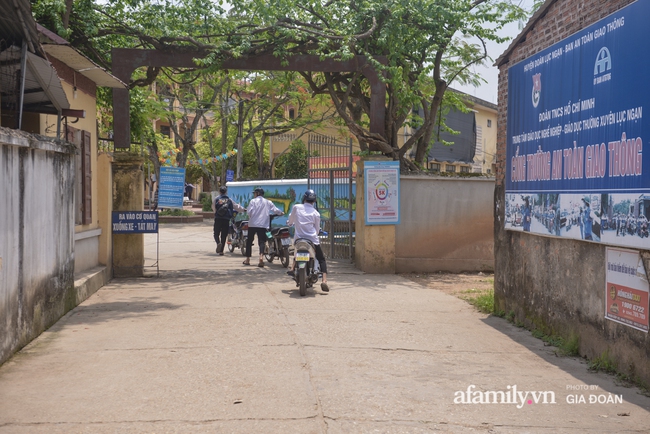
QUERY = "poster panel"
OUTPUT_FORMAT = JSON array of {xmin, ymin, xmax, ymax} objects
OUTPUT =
[
  {"xmin": 158, "ymin": 167, "xmax": 186, "ymax": 209},
  {"xmin": 605, "ymin": 247, "xmax": 649, "ymax": 332},
  {"xmin": 364, "ymin": 161, "xmax": 400, "ymax": 225},
  {"xmin": 505, "ymin": 1, "xmax": 650, "ymax": 249}
]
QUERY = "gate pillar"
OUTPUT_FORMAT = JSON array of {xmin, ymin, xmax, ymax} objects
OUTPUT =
[
  {"xmin": 112, "ymin": 152, "xmax": 145, "ymax": 277},
  {"xmin": 354, "ymin": 158, "xmax": 396, "ymax": 273}
]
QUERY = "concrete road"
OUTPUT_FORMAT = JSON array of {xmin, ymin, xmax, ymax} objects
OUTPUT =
[{"xmin": 1, "ymin": 222, "xmax": 649, "ymax": 433}]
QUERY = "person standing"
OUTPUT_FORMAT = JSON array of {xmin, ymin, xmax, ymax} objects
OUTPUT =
[
  {"xmin": 578, "ymin": 206, "xmax": 584, "ymax": 239},
  {"xmin": 243, "ymin": 187, "xmax": 283, "ymax": 267},
  {"xmin": 287, "ymin": 189, "xmax": 329, "ymax": 292},
  {"xmin": 522, "ymin": 198, "xmax": 531, "ymax": 232},
  {"xmin": 185, "ymin": 183, "xmax": 194, "ymax": 200},
  {"xmin": 213, "ymin": 186, "xmax": 245, "ymax": 255},
  {"xmin": 582, "ymin": 198, "xmax": 600, "ymax": 241},
  {"xmin": 554, "ymin": 204, "xmax": 562, "ymax": 236}
]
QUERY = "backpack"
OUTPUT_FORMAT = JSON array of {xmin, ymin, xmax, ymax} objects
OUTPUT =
[{"xmin": 215, "ymin": 197, "xmax": 231, "ymax": 217}]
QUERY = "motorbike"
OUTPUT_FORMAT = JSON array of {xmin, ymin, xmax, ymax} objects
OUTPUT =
[
  {"xmin": 227, "ymin": 211, "xmax": 249, "ymax": 256},
  {"xmin": 292, "ymin": 238, "xmax": 321, "ymax": 297},
  {"xmin": 264, "ymin": 214, "xmax": 291, "ymax": 267}
]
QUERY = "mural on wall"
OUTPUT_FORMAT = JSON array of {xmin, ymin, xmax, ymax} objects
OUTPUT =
[
  {"xmin": 504, "ymin": 0, "xmax": 650, "ymax": 250},
  {"xmin": 226, "ymin": 180, "xmax": 356, "ymax": 230}
]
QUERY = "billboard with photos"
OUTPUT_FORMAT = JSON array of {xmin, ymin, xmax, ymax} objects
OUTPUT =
[{"xmin": 505, "ymin": 1, "xmax": 650, "ymax": 249}]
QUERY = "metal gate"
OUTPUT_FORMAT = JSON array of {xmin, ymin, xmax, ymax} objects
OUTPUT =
[{"xmin": 307, "ymin": 134, "xmax": 355, "ymax": 260}]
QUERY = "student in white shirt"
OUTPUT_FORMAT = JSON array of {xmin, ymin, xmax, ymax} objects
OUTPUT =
[
  {"xmin": 287, "ymin": 189, "xmax": 329, "ymax": 292},
  {"xmin": 243, "ymin": 187, "xmax": 284, "ymax": 267}
]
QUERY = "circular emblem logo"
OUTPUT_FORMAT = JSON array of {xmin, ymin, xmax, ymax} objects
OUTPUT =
[{"xmin": 376, "ymin": 183, "xmax": 389, "ymax": 201}]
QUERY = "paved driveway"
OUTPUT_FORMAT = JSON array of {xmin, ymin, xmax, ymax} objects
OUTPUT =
[{"xmin": 1, "ymin": 222, "xmax": 649, "ymax": 433}]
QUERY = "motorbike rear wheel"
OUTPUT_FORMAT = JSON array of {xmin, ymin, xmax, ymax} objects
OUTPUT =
[
  {"xmin": 241, "ymin": 237, "xmax": 248, "ymax": 256},
  {"xmin": 298, "ymin": 267, "xmax": 307, "ymax": 297},
  {"xmin": 280, "ymin": 247, "xmax": 290, "ymax": 268},
  {"xmin": 264, "ymin": 241, "xmax": 275, "ymax": 263}
]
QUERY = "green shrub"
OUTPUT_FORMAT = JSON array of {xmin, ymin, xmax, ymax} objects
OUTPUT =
[
  {"xmin": 201, "ymin": 194, "xmax": 213, "ymax": 212},
  {"xmin": 159, "ymin": 209, "xmax": 195, "ymax": 216},
  {"xmin": 462, "ymin": 289, "xmax": 494, "ymax": 314},
  {"xmin": 589, "ymin": 349, "xmax": 618, "ymax": 374}
]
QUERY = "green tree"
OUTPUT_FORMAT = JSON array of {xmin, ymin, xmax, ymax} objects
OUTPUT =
[
  {"xmin": 222, "ymin": 0, "xmax": 527, "ymax": 168},
  {"xmin": 274, "ymin": 140, "xmax": 309, "ymax": 179},
  {"xmin": 35, "ymin": 0, "xmax": 529, "ymax": 170}
]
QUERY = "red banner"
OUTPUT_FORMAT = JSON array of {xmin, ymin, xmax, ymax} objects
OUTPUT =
[
  {"xmin": 308, "ymin": 156, "xmax": 360, "ymax": 178},
  {"xmin": 605, "ymin": 282, "xmax": 649, "ymax": 332}
]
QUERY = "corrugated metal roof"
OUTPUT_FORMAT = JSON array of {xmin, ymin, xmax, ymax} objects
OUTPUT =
[
  {"xmin": 25, "ymin": 51, "xmax": 69, "ymax": 111},
  {"xmin": 0, "ymin": 45, "xmax": 69, "ymax": 114},
  {"xmin": 0, "ymin": 0, "xmax": 43, "ymax": 56},
  {"xmin": 37, "ymin": 24, "xmax": 126, "ymax": 88},
  {"xmin": 0, "ymin": 0, "xmax": 70, "ymax": 117},
  {"xmin": 42, "ymin": 44, "xmax": 126, "ymax": 88}
]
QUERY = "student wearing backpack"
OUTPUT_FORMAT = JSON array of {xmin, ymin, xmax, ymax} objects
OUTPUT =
[{"xmin": 213, "ymin": 186, "xmax": 245, "ymax": 255}]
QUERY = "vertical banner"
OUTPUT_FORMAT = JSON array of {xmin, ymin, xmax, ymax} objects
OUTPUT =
[
  {"xmin": 364, "ymin": 161, "xmax": 400, "ymax": 225},
  {"xmin": 605, "ymin": 247, "xmax": 649, "ymax": 332},
  {"xmin": 505, "ymin": 1, "xmax": 650, "ymax": 250},
  {"xmin": 158, "ymin": 167, "xmax": 186, "ymax": 209}
]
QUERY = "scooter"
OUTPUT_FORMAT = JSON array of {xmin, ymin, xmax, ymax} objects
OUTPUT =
[
  {"xmin": 264, "ymin": 214, "xmax": 291, "ymax": 267},
  {"xmin": 227, "ymin": 211, "xmax": 249, "ymax": 256},
  {"xmin": 292, "ymin": 238, "xmax": 321, "ymax": 297}
]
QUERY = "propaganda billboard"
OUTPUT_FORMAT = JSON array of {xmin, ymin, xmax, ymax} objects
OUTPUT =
[{"xmin": 504, "ymin": 1, "xmax": 650, "ymax": 250}]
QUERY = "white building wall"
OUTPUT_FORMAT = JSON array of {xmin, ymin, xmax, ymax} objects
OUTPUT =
[{"xmin": 0, "ymin": 128, "xmax": 76, "ymax": 365}]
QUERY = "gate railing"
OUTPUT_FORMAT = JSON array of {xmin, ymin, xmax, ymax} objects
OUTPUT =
[{"xmin": 307, "ymin": 134, "xmax": 355, "ymax": 260}]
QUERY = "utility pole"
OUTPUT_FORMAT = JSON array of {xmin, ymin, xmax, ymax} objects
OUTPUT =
[{"xmin": 236, "ymin": 100, "xmax": 244, "ymax": 180}]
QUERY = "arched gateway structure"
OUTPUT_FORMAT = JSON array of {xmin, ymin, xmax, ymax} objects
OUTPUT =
[{"xmin": 111, "ymin": 48, "xmax": 387, "ymax": 150}]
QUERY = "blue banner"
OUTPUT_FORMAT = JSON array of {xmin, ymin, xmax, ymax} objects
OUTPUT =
[
  {"xmin": 505, "ymin": 1, "xmax": 650, "ymax": 248},
  {"xmin": 112, "ymin": 211, "xmax": 159, "ymax": 234},
  {"xmin": 158, "ymin": 167, "xmax": 185, "ymax": 209},
  {"xmin": 507, "ymin": 2, "xmax": 646, "ymax": 193}
]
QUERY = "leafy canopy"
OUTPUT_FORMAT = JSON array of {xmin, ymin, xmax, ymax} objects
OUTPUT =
[{"xmin": 35, "ymin": 0, "xmax": 528, "ymax": 169}]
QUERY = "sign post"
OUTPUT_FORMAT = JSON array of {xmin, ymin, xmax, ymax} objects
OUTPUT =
[{"xmin": 112, "ymin": 211, "xmax": 160, "ymax": 276}]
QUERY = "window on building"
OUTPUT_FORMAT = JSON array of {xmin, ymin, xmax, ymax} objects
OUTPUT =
[
  {"xmin": 487, "ymin": 119, "xmax": 492, "ymax": 127},
  {"xmin": 446, "ymin": 165, "xmax": 456, "ymax": 173},
  {"xmin": 429, "ymin": 162, "xmax": 441, "ymax": 172},
  {"xmin": 160, "ymin": 125, "xmax": 171, "ymax": 137},
  {"xmin": 460, "ymin": 166, "xmax": 470, "ymax": 173},
  {"xmin": 68, "ymin": 126, "xmax": 92, "ymax": 225},
  {"xmin": 289, "ymin": 108, "xmax": 295, "ymax": 119}
]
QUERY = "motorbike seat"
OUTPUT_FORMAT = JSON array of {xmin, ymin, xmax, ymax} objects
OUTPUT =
[
  {"xmin": 234, "ymin": 220, "xmax": 247, "ymax": 229},
  {"xmin": 294, "ymin": 238, "xmax": 316, "ymax": 250},
  {"xmin": 270, "ymin": 227, "xmax": 284, "ymax": 236}
]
